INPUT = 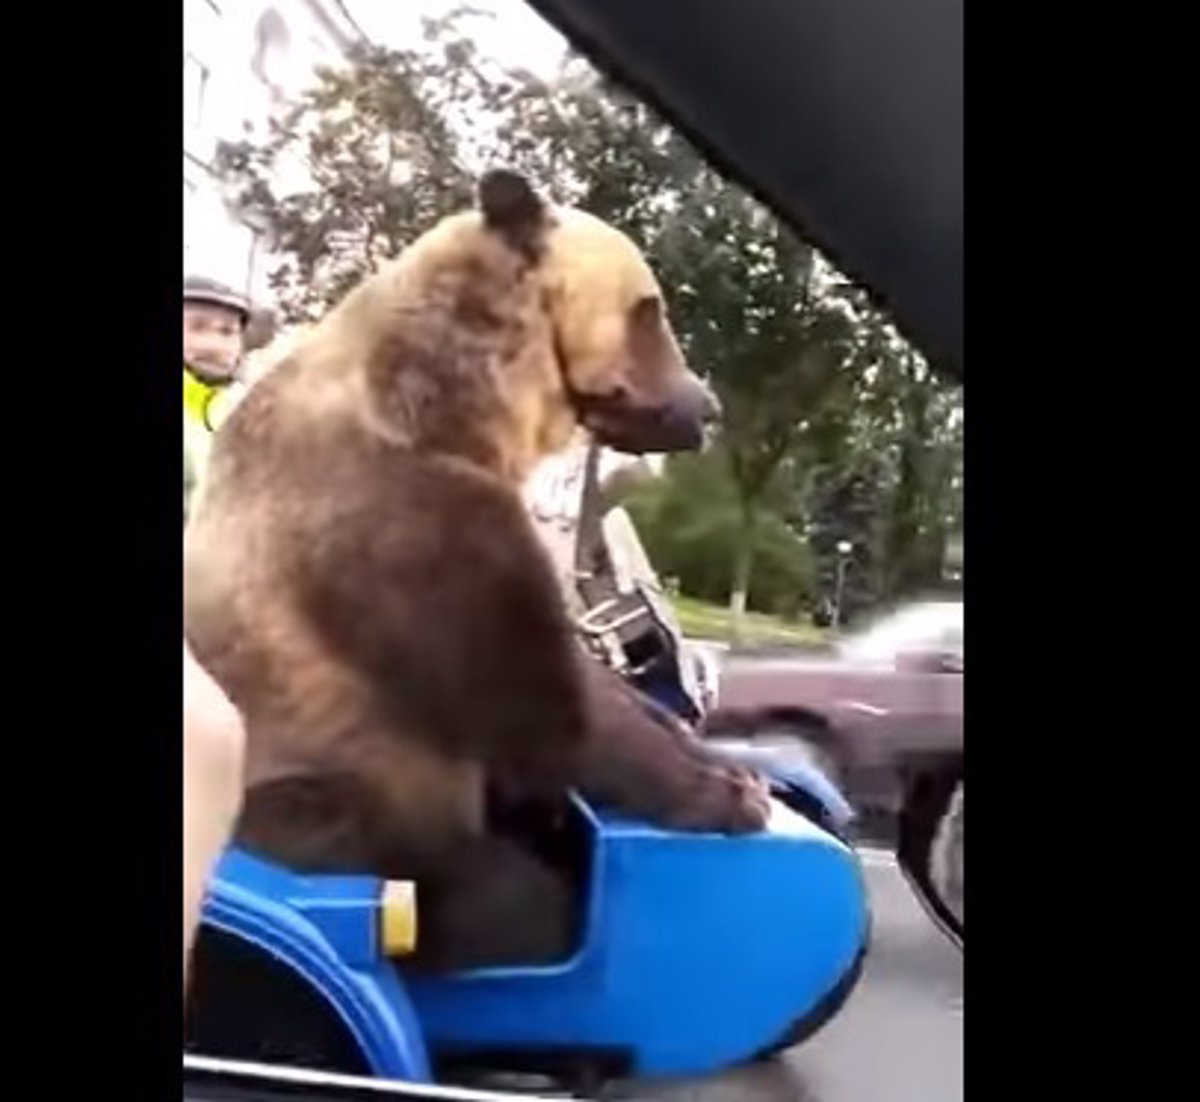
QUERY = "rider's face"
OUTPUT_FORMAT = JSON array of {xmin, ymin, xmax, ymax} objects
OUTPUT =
[{"xmin": 184, "ymin": 302, "xmax": 244, "ymax": 381}]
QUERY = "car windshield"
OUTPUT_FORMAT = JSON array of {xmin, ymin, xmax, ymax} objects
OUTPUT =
[{"xmin": 839, "ymin": 602, "xmax": 964, "ymax": 665}]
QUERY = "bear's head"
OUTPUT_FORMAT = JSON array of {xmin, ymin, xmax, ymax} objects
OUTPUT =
[
  {"xmin": 336, "ymin": 171, "xmax": 719, "ymax": 481},
  {"xmin": 476, "ymin": 170, "xmax": 720, "ymax": 457}
]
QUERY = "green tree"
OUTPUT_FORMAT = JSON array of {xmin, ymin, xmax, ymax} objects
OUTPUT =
[
  {"xmin": 846, "ymin": 304, "xmax": 963, "ymax": 603},
  {"xmin": 214, "ymin": 33, "xmax": 486, "ymax": 320},
  {"xmin": 492, "ymin": 59, "xmax": 696, "ymax": 245},
  {"xmin": 627, "ymin": 447, "xmax": 816, "ymax": 618},
  {"xmin": 674, "ymin": 203, "xmax": 858, "ymax": 635}
]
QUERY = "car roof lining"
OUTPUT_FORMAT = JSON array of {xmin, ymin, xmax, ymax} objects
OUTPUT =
[{"xmin": 523, "ymin": 0, "xmax": 963, "ymax": 382}]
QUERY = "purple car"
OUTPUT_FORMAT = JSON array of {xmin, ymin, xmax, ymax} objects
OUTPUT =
[{"xmin": 705, "ymin": 601, "xmax": 964, "ymax": 940}]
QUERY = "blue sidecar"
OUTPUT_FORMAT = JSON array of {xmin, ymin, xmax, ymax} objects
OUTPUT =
[{"xmin": 189, "ymin": 778, "xmax": 869, "ymax": 1090}]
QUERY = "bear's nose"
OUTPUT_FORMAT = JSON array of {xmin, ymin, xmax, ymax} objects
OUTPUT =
[
  {"xmin": 652, "ymin": 374, "xmax": 722, "ymax": 452},
  {"xmin": 675, "ymin": 375, "xmax": 721, "ymax": 427}
]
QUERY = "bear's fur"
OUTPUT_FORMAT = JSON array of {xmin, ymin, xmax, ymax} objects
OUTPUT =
[{"xmin": 184, "ymin": 172, "xmax": 766, "ymax": 970}]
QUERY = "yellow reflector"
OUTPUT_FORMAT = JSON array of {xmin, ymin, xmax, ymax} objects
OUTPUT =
[{"xmin": 381, "ymin": 880, "xmax": 417, "ymax": 957}]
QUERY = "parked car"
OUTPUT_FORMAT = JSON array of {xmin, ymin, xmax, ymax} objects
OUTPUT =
[{"xmin": 704, "ymin": 600, "xmax": 963, "ymax": 941}]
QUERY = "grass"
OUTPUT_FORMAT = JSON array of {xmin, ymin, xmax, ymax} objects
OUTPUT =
[{"xmin": 671, "ymin": 594, "xmax": 829, "ymax": 648}]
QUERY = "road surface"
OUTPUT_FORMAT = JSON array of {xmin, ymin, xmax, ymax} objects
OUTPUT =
[{"xmin": 622, "ymin": 852, "xmax": 963, "ymax": 1102}]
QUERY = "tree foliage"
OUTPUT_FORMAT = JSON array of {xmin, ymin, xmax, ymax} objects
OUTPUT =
[{"xmin": 215, "ymin": 35, "xmax": 483, "ymax": 319}]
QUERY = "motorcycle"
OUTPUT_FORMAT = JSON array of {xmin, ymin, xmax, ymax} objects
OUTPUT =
[{"xmin": 183, "ymin": 444, "xmax": 870, "ymax": 1095}]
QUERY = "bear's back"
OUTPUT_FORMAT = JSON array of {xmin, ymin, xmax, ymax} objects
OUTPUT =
[{"xmin": 185, "ymin": 344, "xmax": 583, "ymax": 779}]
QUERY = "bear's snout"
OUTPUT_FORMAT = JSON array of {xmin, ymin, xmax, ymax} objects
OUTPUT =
[
  {"xmin": 683, "ymin": 376, "xmax": 722, "ymax": 426},
  {"xmin": 578, "ymin": 372, "xmax": 721, "ymax": 455},
  {"xmin": 657, "ymin": 373, "xmax": 721, "ymax": 451}
]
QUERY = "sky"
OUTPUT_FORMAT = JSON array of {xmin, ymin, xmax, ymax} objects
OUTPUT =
[{"xmin": 344, "ymin": 0, "xmax": 569, "ymax": 77}]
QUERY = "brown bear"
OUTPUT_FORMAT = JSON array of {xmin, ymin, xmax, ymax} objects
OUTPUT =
[{"xmin": 184, "ymin": 171, "xmax": 767, "ymax": 970}]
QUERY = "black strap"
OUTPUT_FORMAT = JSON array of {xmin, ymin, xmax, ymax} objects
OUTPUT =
[
  {"xmin": 573, "ymin": 440, "xmax": 609, "ymax": 581},
  {"xmin": 571, "ymin": 445, "xmax": 676, "ymax": 677}
]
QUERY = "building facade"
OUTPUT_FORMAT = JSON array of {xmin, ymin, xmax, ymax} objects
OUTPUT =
[{"xmin": 184, "ymin": 0, "xmax": 363, "ymax": 302}]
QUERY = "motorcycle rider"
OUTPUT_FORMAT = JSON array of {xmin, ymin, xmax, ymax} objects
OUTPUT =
[
  {"xmin": 184, "ymin": 276, "xmax": 251, "ymax": 517},
  {"xmin": 523, "ymin": 435, "xmax": 719, "ymax": 718}
]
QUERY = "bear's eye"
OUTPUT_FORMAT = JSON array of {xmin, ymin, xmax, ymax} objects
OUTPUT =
[{"xmin": 630, "ymin": 296, "xmax": 662, "ymax": 327}]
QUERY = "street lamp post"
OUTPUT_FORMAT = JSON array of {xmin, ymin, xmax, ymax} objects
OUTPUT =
[{"xmin": 833, "ymin": 540, "xmax": 853, "ymax": 629}]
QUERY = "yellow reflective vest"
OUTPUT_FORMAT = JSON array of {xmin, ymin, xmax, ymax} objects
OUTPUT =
[{"xmin": 184, "ymin": 368, "xmax": 240, "ymax": 519}]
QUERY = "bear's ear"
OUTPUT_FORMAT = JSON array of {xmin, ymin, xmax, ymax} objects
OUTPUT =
[{"xmin": 478, "ymin": 170, "xmax": 545, "ymax": 251}]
